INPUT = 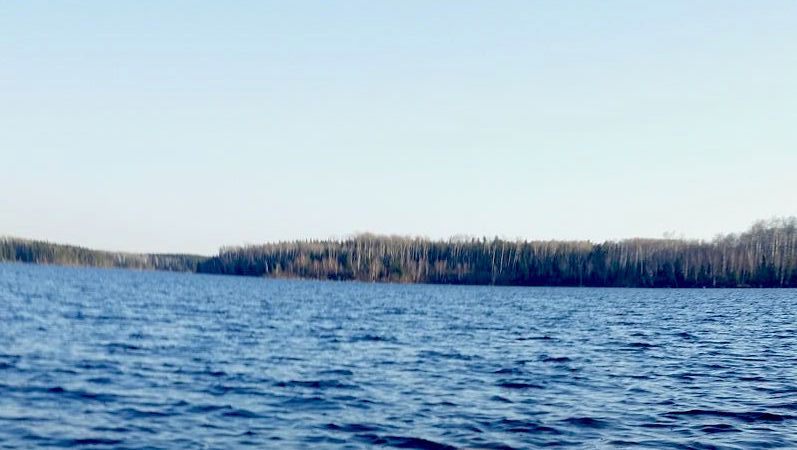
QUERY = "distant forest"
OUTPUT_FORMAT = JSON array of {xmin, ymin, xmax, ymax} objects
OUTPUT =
[
  {"xmin": 0, "ymin": 239, "xmax": 205, "ymax": 273},
  {"xmin": 2, "ymin": 218, "xmax": 796, "ymax": 287}
]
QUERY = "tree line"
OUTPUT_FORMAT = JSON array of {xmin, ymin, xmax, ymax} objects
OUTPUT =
[
  {"xmin": 2, "ymin": 218, "xmax": 796, "ymax": 287},
  {"xmin": 196, "ymin": 218, "xmax": 797, "ymax": 287},
  {"xmin": 0, "ymin": 238, "xmax": 205, "ymax": 272}
]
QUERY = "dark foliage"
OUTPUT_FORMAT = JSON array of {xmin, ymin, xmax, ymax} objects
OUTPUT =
[
  {"xmin": 0, "ymin": 238, "xmax": 206, "ymax": 273},
  {"xmin": 196, "ymin": 218, "xmax": 797, "ymax": 287},
  {"xmin": 3, "ymin": 218, "xmax": 795, "ymax": 287}
]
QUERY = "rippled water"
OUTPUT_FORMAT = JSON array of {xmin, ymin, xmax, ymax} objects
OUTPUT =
[{"xmin": 1, "ymin": 263, "xmax": 796, "ymax": 449}]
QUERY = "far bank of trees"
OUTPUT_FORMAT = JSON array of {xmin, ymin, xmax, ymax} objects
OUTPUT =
[
  {"xmin": 0, "ymin": 238, "xmax": 205, "ymax": 272},
  {"xmin": 2, "ymin": 218, "xmax": 795, "ymax": 287},
  {"xmin": 196, "ymin": 218, "xmax": 797, "ymax": 288}
]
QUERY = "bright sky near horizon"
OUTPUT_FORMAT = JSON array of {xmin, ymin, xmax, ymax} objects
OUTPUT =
[{"xmin": 2, "ymin": 1, "xmax": 796, "ymax": 255}]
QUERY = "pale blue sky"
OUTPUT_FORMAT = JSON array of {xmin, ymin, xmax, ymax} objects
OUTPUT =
[{"xmin": 2, "ymin": 1, "xmax": 795, "ymax": 254}]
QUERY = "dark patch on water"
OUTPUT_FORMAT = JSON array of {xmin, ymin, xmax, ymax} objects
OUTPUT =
[
  {"xmin": 539, "ymin": 355, "xmax": 572, "ymax": 363},
  {"xmin": 220, "ymin": 408, "xmax": 262, "ymax": 419},
  {"xmin": 515, "ymin": 335, "xmax": 554, "ymax": 341},
  {"xmin": 416, "ymin": 350, "xmax": 476, "ymax": 361},
  {"xmin": 355, "ymin": 434, "xmax": 457, "ymax": 450},
  {"xmin": 105, "ymin": 342, "xmax": 143, "ymax": 353},
  {"xmin": 275, "ymin": 379, "xmax": 359, "ymax": 390},
  {"xmin": 60, "ymin": 437, "xmax": 124, "ymax": 446},
  {"xmin": 560, "ymin": 417, "xmax": 609, "ymax": 429},
  {"xmin": 186, "ymin": 403, "xmax": 233, "ymax": 414},
  {"xmin": 318, "ymin": 369, "xmax": 354, "ymax": 376},
  {"xmin": 627, "ymin": 341, "xmax": 656, "ymax": 349},
  {"xmin": 350, "ymin": 334, "xmax": 396, "ymax": 343},
  {"xmin": 497, "ymin": 381, "xmax": 544, "ymax": 390},
  {"xmin": 493, "ymin": 367, "xmax": 523, "ymax": 375},
  {"xmin": 87, "ymin": 376, "xmax": 113, "ymax": 385},
  {"xmin": 675, "ymin": 331, "xmax": 698, "ymax": 340},
  {"xmin": 664, "ymin": 410, "xmax": 792, "ymax": 423},
  {"xmin": 325, "ymin": 422, "xmax": 383, "ymax": 433},
  {"xmin": 700, "ymin": 423, "xmax": 741, "ymax": 433}
]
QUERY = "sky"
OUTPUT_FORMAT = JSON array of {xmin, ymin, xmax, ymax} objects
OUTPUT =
[{"xmin": 2, "ymin": 1, "xmax": 796, "ymax": 255}]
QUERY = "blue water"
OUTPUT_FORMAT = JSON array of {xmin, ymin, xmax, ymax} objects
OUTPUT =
[{"xmin": 1, "ymin": 263, "xmax": 795, "ymax": 449}]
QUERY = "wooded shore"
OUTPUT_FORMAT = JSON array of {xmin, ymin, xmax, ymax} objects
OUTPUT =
[{"xmin": 3, "ymin": 218, "xmax": 795, "ymax": 288}]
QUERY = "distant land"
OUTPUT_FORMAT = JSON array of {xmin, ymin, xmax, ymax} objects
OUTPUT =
[{"xmin": 2, "ymin": 218, "xmax": 795, "ymax": 288}]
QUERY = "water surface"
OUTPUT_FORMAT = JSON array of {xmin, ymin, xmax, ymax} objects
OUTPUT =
[{"xmin": 1, "ymin": 263, "xmax": 795, "ymax": 448}]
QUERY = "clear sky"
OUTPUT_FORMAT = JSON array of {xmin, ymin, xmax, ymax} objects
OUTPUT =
[{"xmin": 2, "ymin": 1, "xmax": 795, "ymax": 255}]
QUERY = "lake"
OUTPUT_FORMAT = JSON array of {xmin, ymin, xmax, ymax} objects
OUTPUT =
[{"xmin": 0, "ymin": 263, "xmax": 795, "ymax": 448}]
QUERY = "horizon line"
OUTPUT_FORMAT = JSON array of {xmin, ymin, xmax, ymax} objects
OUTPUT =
[{"xmin": 2, "ymin": 216, "xmax": 794, "ymax": 258}]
